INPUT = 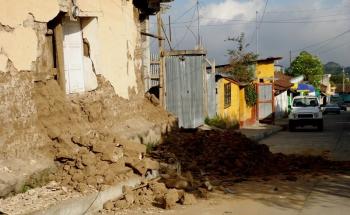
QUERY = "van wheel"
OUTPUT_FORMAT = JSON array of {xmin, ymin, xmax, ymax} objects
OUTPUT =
[
  {"xmin": 289, "ymin": 121, "xmax": 295, "ymax": 132},
  {"xmin": 317, "ymin": 120, "xmax": 324, "ymax": 131}
]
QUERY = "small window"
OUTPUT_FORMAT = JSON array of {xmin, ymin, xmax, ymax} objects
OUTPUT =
[{"xmin": 224, "ymin": 83, "xmax": 231, "ymax": 108}]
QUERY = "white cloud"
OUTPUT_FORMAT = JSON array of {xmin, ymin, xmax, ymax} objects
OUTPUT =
[
  {"xmin": 157, "ymin": 0, "xmax": 350, "ymax": 66},
  {"xmin": 200, "ymin": 0, "xmax": 264, "ymax": 24}
]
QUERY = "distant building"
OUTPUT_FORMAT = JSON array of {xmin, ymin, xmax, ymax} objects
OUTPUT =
[
  {"xmin": 256, "ymin": 57, "xmax": 283, "ymax": 83},
  {"xmin": 275, "ymin": 64, "xmax": 285, "ymax": 74}
]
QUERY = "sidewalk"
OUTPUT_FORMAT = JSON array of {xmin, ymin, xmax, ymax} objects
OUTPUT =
[{"xmin": 240, "ymin": 118, "xmax": 288, "ymax": 141}]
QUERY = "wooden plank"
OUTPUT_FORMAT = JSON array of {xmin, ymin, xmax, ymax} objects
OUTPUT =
[
  {"xmin": 54, "ymin": 23, "xmax": 66, "ymax": 91},
  {"xmin": 164, "ymin": 50, "xmax": 207, "ymax": 56}
]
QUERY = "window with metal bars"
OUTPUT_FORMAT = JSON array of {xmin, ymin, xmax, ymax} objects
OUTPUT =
[{"xmin": 224, "ymin": 83, "xmax": 231, "ymax": 108}]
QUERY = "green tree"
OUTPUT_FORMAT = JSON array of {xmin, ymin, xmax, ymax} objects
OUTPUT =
[
  {"xmin": 226, "ymin": 33, "xmax": 258, "ymax": 107},
  {"xmin": 288, "ymin": 51, "xmax": 324, "ymax": 87},
  {"xmin": 227, "ymin": 33, "xmax": 258, "ymax": 83}
]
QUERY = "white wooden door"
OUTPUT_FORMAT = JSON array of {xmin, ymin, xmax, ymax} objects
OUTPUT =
[{"xmin": 63, "ymin": 19, "xmax": 85, "ymax": 94}]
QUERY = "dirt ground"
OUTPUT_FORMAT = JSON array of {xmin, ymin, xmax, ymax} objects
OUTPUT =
[{"xmin": 99, "ymin": 172, "xmax": 347, "ymax": 215}]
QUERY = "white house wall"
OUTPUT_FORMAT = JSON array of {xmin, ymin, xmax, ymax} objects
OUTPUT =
[
  {"xmin": 275, "ymin": 91, "xmax": 289, "ymax": 119},
  {"xmin": 77, "ymin": 0, "xmax": 139, "ymax": 99},
  {"xmin": 0, "ymin": 0, "xmax": 60, "ymax": 27}
]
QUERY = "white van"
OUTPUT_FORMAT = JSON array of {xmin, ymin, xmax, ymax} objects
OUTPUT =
[{"xmin": 288, "ymin": 96, "xmax": 323, "ymax": 131}]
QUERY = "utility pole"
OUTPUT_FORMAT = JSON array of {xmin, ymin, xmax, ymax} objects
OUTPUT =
[
  {"xmin": 256, "ymin": 11, "xmax": 259, "ymax": 56},
  {"xmin": 157, "ymin": 12, "xmax": 165, "ymax": 107},
  {"xmin": 168, "ymin": 16, "xmax": 172, "ymax": 42},
  {"xmin": 343, "ymin": 67, "xmax": 345, "ymax": 93},
  {"xmin": 289, "ymin": 50, "xmax": 292, "ymax": 67}
]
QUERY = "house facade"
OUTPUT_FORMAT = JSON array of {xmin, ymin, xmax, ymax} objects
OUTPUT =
[
  {"xmin": 274, "ymin": 72, "xmax": 293, "ymax": 118},
  {"xmin": 0, "ymin": 0, "xmax": 167, "ymax": 99},
  {"xmin": 0, "ymin": 0, "xmax": 169, "ymax": 161},
  {"xmin": 216, "ymin": 77, "xmax": 240, "ymax": 123},
  {"xmin": 256, "ymin": 57, "xmax": 282, "ymax": 84},
  {"xmin": 214, "ymin": 65, "xmax": 256, "ymax": 127}
]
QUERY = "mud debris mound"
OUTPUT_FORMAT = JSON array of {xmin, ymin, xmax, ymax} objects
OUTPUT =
[
  {"xmin": 100, "ymin": 181, "xmax": 197, "ymax": 213},
  {"xmin": 29, "ymin": 77, "xmax": 175, "ymax": 192},
  {"xmin": 151, "ymin": 130, "xmax": 350, "ymax": 180}
]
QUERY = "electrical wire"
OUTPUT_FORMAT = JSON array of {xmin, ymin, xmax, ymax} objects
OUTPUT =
[
  {"xmin": 151, "ymin": 12, "xmax": 350, "ymax": 26},
  {"xmin": 174, "ymin": 7, "xmax": 197, "ymax": 49},
  {"xmin": 292, "ymin": 28, "xmax": 350, "ymax": 53},
  {"xmin": 172, "ymin": 2, "xmax": 198, "ymax": 23},
  {"xmin": 318, "ymin": 41, "xmax": 350, "ymax": 55},
  {"xmin": 259, "ymin": 0, "xmax": 269, "ymax": 28}
]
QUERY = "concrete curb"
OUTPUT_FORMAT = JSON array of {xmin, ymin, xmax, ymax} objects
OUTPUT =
[
  {"xmin": 245, "ymin": 126, "xmax": 283, "ymax": 142},
  {"xmin": 33, "ymin": 176, "xmax": 141, "ymax": 215}
]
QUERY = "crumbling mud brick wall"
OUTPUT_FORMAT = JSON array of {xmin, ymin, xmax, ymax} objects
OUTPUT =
[
  {"xmin": 0, "ymin": 0, "xmax": 172, "ymax": 197},
  {"xmin": 0, "ymin": 0, "xmax": 61, "ymax": 159},
  {"xmin": 0, "ymin": 0, "xmax": 155, "ymax": 159}
]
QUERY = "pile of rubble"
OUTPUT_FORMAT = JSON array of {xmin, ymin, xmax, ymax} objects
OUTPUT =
[
  {"xmin": 0, "ymin": 77, "xmax": 179, "ymax": 213},
  {"xmin": 33, "ymin": 77, "xmax": 173, "ymax": 193},
  {"xmin": 151, "ymin": 130, "xmax": 350, "ymax": 181},
  {"xmin": 101, "ymin": 181, "xmax": 197, "ymax": 213},
  {"xmin": 51, "ymin": 134, "xmax": 132, "ymax": 192}
]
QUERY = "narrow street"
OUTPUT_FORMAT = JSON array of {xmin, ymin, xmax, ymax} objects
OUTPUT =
[
  {"xmin": 261, "ymin": 111, "xmax": 350, "ymax": 161},
  {"xmin": 122, "ymin": 112, "xmax": 350, "ymax": 215}
]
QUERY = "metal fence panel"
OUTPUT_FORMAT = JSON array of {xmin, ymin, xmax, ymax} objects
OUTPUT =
[
  {"xmin": 258, "ymin": 85, "xmax": 273, "ymax": 101},
  {"xmin": 258, "ymin": 84, "xmax": 273, "ymax": 120},
  {"xmin": 258, "ymin": 103, "xmax": 273, "ymax": 119},
  {"xmin": 206, "ymin": 72, "xmax": 216, "ymax": 118},
  {"xmin": 165, "ymin": 55, "xmax": 205, "ymax": 128}
]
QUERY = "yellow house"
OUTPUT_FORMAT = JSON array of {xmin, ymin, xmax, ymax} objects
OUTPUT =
[
  {"xmin": 239, "ymin": 88, "xmax": 256, "ymax": 126},
  {"xmin": 216, "ymin": 77, "xmax": 240, "ymax": 123},
  {"xmin": 215, "ymin": 68, "xmax": 257, "ymax": 127},
  {"xmin": 256, "ymin": 57, "xmax": 282, "ymax": 83}
]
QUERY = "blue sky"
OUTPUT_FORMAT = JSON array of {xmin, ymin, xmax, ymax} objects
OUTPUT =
[{"xmin": 150, "ymin": 0, "xmax": 350, "ymax": 67}]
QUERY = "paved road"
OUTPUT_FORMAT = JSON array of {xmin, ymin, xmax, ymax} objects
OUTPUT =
[{"xmin": 260, "ymin": 110, "xmax": 350, "ymax": 161}]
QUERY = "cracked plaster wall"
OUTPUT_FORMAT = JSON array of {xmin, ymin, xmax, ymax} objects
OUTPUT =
[
  {"xmin": 0, "ymin": 0, "xmax": 142, "ymax": 99},
  {"xmin": 77, "ymin": 0, "xmax": 140, "ymax": 99},
  {"xmin": 0, "ymin": 0, "xmax": 148, "ymax": 156},
  {"xmin": 0, "ymin": 0, "xmax": 60, "ymax": 72}
]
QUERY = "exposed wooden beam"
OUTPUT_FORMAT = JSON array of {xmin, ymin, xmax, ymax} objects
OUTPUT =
[{"xmin": 141, "ymin": 31, "xmax": 164, "ymax": 40}]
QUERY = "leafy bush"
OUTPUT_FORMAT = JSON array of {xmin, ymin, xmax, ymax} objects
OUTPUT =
[{"xmin": 245, "ymin": 84, "xmax": 257, "ymax": 107}]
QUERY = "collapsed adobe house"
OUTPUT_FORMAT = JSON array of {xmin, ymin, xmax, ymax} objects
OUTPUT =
[{"xmin": 0, "ymin": 0, "xmax": 176, "ymax": 198}]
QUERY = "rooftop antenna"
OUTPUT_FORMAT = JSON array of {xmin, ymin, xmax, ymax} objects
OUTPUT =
[{"xmin": 197, "ymin": 0, "xmax": 200, "ymax": 47}]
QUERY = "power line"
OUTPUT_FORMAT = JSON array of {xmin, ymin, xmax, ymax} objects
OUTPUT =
[
  {"xmin": 172, "ymin": 2, "xmax": 197, "ymax": 23},
  {"xmin": 199, "ymin": 16, "xmax": 350, "ymax": 24},
  {"xmin": 256, "ymin": 0, "xmax": 269, "ymax": 55},
  {"xmin": 259, "ymin": 0, "xmax": 269, "ymax": 28},
  {"xmin": 318, "ymin": 41, "xmax": 350, "ymax": 55},
  {"xmin": 151, "ymin": 12, "xmax": 350, "ymax": 26},
  {"xmin": 174, "ymin": 7, "xmax": 197, "ymax": 49},
  {"xmin": 292, "ymin": 28, "xmax": 350, "ymax": 53}
]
